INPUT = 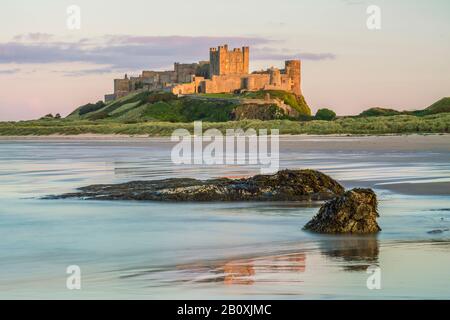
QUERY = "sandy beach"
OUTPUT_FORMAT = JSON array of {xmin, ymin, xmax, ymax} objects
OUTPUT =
[
  {"xmin": 1, "ymin": 133, "xmax": 449, "ymax": 152},
  {"xmin": 1, "ymin": 134, "xmax": 449, "ymax": 196},
  {"xmin": 1, "ymin": 134, "xmax": 449, "ymax": 299},
  {"xmin": 378, "ymin": 181, "xmax": 450, "ymax": 195}
]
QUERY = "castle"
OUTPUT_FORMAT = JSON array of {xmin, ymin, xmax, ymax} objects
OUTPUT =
[{"xmin": 105, "ymin": 45, "xmax": 302, "ymax": 102}]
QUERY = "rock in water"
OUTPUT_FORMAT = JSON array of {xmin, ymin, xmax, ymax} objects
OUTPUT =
[
  {"xmin": 45, "ymin": 169, "xmax": 344, "ymax": 202},
  {"xmin": 303, "ymin": 188, "xmax": 381, "ymax": 234}
]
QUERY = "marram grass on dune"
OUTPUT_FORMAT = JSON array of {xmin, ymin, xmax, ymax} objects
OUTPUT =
[{"xmin": 0, "ymin": 113, "xmax": 449, "ymax": 136}]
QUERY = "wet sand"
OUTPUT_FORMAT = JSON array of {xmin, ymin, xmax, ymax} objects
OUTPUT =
[
  {"xmin": 0, "ymin": 135, "xmax": 449, "ymax": 299},
  {"xmin": 376, "ymin": 181, "xmax": 450, "ymax": 196},
  {"xmin": 0, "ymin": 133, "xmax": 449, "ymax": 152},
  {"xmin": 1, "ymin": 134, "xmax": 449, "ymax": 197}
]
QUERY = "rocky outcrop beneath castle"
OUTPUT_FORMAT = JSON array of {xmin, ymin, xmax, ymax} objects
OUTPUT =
[
  {"xmin": 233, "ymin": 96, "xmax": 298, "ymax": 119},
  {"xmin": 303, "ymin": 188, "xmax": 381, "ymax": 234},
  {"xmin": 45, "ymin": 169, "xmax": 344, "ymax": 202}
]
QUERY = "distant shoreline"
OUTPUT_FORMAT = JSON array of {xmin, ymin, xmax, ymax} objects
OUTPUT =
[
  {"xmin": 1, "ymin": 133, "xmax": 449, "ymax": 153},
  {"xmin": 0, "ymin": 132, "xmax": 448, "ymax": 139}
]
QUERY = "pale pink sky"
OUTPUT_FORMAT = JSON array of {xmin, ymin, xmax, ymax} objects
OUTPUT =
[{"xmin": 0, "ymin": 0, "xmax": 449, "ymax": 120}]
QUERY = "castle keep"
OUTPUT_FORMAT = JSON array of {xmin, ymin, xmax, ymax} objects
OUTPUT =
[
  {"xmin": 209, "ymin": 45, "xmax": 249, "ymax": 76},
  {"xmin": 105, "ymin": 45, "xmax": 301, "ymax": 101}
]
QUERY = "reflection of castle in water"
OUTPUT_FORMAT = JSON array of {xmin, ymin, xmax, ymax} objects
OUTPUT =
[
  {"xmin": 118, "ymin": 239, "xmax": 380, "ymax": 288},
  {"xmin": 223, "ymin": 261, "xmax": 255, "ymax": 285},
  {"xmin": 173, "ymin": 238, "xmax": 379, "ymax": 285},
  {"xmin": 178, "ymin": 253, "xmax": 307, "ymax": 286}
]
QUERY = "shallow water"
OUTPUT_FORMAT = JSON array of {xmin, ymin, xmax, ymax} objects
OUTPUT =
[{"xmin": 0, "ymin": 136, "xmax": 449, "ymax": 299}]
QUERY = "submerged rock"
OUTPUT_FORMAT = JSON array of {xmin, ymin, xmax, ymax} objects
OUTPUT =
[
  {"xmin": 45, "ymin": 169, "xmax": 344, "ymax": 202},
  {"xmin": 427, "ymin": 228, "xmax": 449, "ymax": 234},
  {"xmin": 303, "ymin": 188, "xmax": 381, "ymax": 234}
]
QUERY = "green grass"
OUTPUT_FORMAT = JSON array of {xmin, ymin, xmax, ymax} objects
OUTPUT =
[
  {"xmin": 110, "ymin": 101, "xmax": 142, "ymax": 115},
  {"xmin": 359, "ymin": 107, "xmax": 401, "ymax": 117},
  {"xmin": 66, "ymin": 91, "xmax": 450, "ymax": 124},
  {"xmin": 179, "ymin": 98, "xmax": 235, "ymax": 122},
  {"xmin": 15, "ymin": 92, "xmax": 448, "ymax": 136},
  {"xmin": 1, "ymin": 113, "xmax": 448, "ymax": 136},
  {"xmin": 142, "ymin": 101, "xmax": 184, "ymax": 122},
  {"xmin": 138, "ymin": 98, "xmax": 236, "ymax": 122},
  {"xmin": 67, "ymin": 91, "xmax": 237, "ymax": 123},
  {"xmin": 67, "ymin": 91, "xmax": 148, "ymax": 120},
  {"xmin": 359, "ymin": 97, "xmax": 450, "ymax": 117},
  {"xmin": 416, "ymin": 97, "xmax": 450, "ymax": 116}
]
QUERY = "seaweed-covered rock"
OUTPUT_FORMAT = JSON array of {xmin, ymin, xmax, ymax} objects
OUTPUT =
[
  {"xmin": 45, "ymin": 169, "xmax": 344, "ymax": 202},
  {"xmin": 303, "ymin": 188, "xmax": 381, "ymax": 234}
]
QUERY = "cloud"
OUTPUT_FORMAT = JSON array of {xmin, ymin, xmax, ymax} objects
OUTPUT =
[
  {"xmin": 0, "ymin": 34, "xmax": 335, "ymax": 75},
  {"xmin": 298, "ymin": 53, "xmax": 336, "ymax": 60},
  {"xmin": 0, "ymin": 35, "xmax": 271, "ymax": 70},
  {"xmin": 54, "ymin": 66, "xmax": 118, "ymax": 77},
  {"xmin": 341, "ymin": 0, "xmax": 365, "ymax": 5},
  {"xmin": 0, "ymin": 68, "xmax": 21, "ymax": 75},
  {"xmin": 0, "ymin": 42, "xmax": 88, "ymax": 64},
  {"xmin": 254, "ymin": 51, "xmax": 336, "ymax": 61},
  {"xmin": 252, "ymin": 47, "xmax": 336, "ymax": 61},
  {"xmin": 12, "ymin": 32, "xmax": 54, "ymax": 42}
]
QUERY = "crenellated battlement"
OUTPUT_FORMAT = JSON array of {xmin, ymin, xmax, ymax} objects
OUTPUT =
[
  {"xmin": 105, "ymin": 44, "xmax": 302, "ymax": 101},
  {"xmin": 209, "ymin": 44, "xmax": 249, "ymax": 76}
]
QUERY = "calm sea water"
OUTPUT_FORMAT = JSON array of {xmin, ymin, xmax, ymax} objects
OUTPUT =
[{"xmin": 0, "ymin": 136, "xmax": 449, "ymax": 299}]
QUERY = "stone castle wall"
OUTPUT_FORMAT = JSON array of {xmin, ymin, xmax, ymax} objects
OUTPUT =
[
  {"xmin": 107, "ymin": 44, "xmax": 302, "ymax": 100},
  {"xmin": 174, "ymin": 63, "xmax": 197, "ymax": 83},
  {"xmin": 114, "ymin": 77, "xmax": 132, "ymax": 98}
]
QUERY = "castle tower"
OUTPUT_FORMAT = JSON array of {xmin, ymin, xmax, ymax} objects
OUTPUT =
[
  {"xmin": 269, "ymin": 67, "xmax": 281, "ymax": 86},
  {"xmin": 285, "ymin": 60, "xmax": 301, "ymax": 96},
  {"xmin": 242, "ymin": 46, "xmax": 249, "ymax": 75},
  {"xmin": 209, "ymin": 45, "xmax": 249, "ymax": 77}
]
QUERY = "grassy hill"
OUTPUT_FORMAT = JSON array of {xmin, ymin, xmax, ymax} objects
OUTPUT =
[
  {"xmin": 414, "ymin": 97, "xmax": 450, "ymax": 116},
  {"xmin": 359, "ymin": 107, "xmax": 402, "ymax": 117},
  {"xmin": 1, "ymin": 113, "xmax": 448, "ymax": 136},
  {"xmin": 67, "ymin": 90, "xmax": 312, "ymax": 123},
  {"xmin": 359, "ymin": 97, "xmax": 450, "ymax": 117},
  {"xmin": 1, "ymin": 94, "xmax": 448, "ymax": 136}
]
